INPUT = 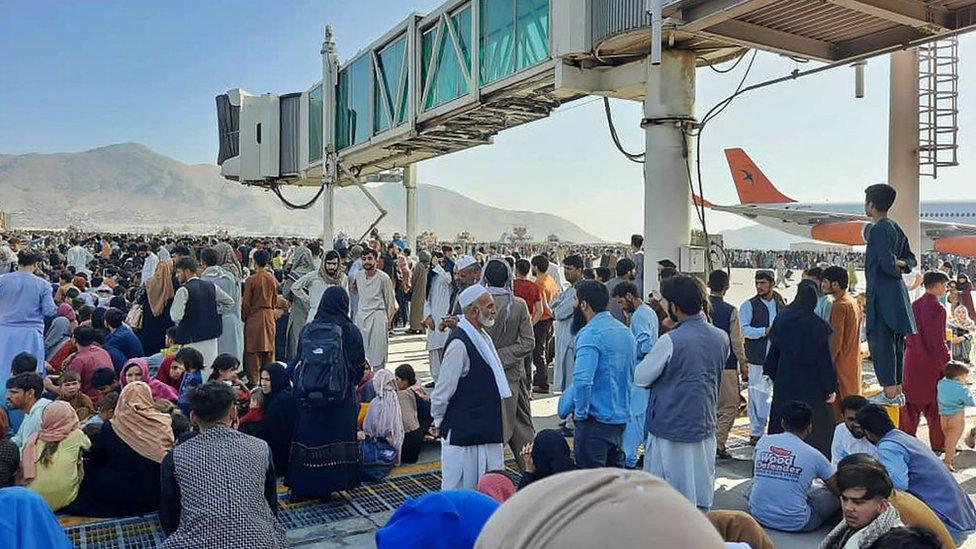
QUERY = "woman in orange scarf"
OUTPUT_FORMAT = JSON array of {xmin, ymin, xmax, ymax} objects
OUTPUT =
[{"xmin": 19, "ymin": 401, "xmax": 90, "ymax": 510}]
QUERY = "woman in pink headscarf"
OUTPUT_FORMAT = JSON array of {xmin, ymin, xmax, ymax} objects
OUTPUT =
[
  {"xmin": 58, "ymin": 303, "xmax": 78, "ymax": 330},
  {"xmin": 119, "ymin": 358, "xmax": 178, "ymax": 402},
  {"xmin": 364, "ymin": 369, "xmax": 405, "ymax": 463},
  {"xmin": 19, "ymin": 401, "xmax": 90, "ymax": 510}
]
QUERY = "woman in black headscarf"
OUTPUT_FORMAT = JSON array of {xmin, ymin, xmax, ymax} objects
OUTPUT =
[
  {"xmin": 286, "ymin": 286, "xmax": 367, "ymax": 501},
  {"xmin": 518, "ymin": 429, "xmax": 577, "ymax": 489},
  {"xmin": 764, "ymin": 280, "xmax": 838, "ymax": 457},
  {"xmin": 253, "ymin": 362, "xmax": 297, "ymax": 478}
]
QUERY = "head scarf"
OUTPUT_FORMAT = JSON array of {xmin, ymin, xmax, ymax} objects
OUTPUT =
[
  {"xmin": 318, "ymin": 250, "xmax": 346, "ymax": 286},
  {"xmin": 475, "ymin": 469, "xmax": 725, "ymax": 549},
  {"xmin": 376, "ymin": 490, "xmax": 499, "ymax": 549},
  {"xmin": 44, "ymin": 317, "xmax": 72, "ymax": 358},
  {"xmin": 145, "ymin": 259, "xmax": 175, "ymax": 317},
  {"xmin": 57, "ymin": 303, "xmax": 77, "ymax": 324},
  {"xmin": 214, "ymin": 242, "xmax": 243, "ymax": 280},
  {"xmin": 0, "ymin": 487, "xmax": 74, "ymax": 549},
  {"xmin": 153, "ymin": 354, "xmax": 183, "ymax": 391},
  {"xmin": 950, "ymin": 305, "xmax": 976, "ymax": 332},
  {"xmin": 72, "ymin": 276, "xmax": 87, "ymax": 291},
  {"xmin": 529, "ymin": 429, "xmax": 576, "ymax": 481},
  {"xmin": 289, "ymin": 245, "xmax": 315, "ymax": 279},
  {"xmin": 21, "ymin": 401, "xmax": 79, "ymax": 482},
  {"xmin": 476, "ymin": 473, "xmax": 516, "ymax": 503},
  {"xmin": 120, "ymin": 358, "xmax": 178, "ymax": 402},
  {"xmin": 417, "ymin": 250, "xmax": 431, "ymax": 265},
  {"xmin": 314, "ymin": 285, "xmax": 353, "ymax": 326},
  {"xmin": 111, "ymin": 381, "xmax": 174, "ymax": 463},
  {"xmin": 364, "ymin": 369, "xmax": 405, "ymax": 462},
  {"xmin": 261, "ymin": 362, "xmax": 291, "ymax": 407}
]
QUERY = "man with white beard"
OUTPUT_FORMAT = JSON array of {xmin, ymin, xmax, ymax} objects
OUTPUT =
[
  {"xmin": 431, "ymin": 284, "xmax": 511, "ymax": 489},
  {"xmin": 351, "ymin": 248, "xmax": 397, "ymax": 369}
]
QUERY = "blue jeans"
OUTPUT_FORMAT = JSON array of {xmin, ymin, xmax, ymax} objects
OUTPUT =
[
  {"xmin": 623, "ymin": 385, "xmax": 649, "ymax": 467},
  {"xmin": 574, "ymin": 418, "xmax": 625, "ymax": 469}
]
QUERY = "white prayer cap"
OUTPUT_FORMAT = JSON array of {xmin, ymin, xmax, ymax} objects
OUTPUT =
[
  {"xmin": 459, "ymin": 284, "xmax": 489, "ymax": 309},
  {"xmin": 455, "ymin": 255, "xmax": 478, "ymax": 271}
]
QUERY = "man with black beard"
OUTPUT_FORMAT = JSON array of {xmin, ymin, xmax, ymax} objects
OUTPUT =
[
  {"xmin": 557, "ymin": 280, "xmax": 634, "ymax": 468},
  {"xmin": 830, "ymin": 395, "xmax": 877, "ymax": 466}
]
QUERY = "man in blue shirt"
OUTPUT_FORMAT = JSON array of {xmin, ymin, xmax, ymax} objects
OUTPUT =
[
  {"xmin": 611, "ymin": 281, "xmax": 657, "ymax": 468},
  {"xmin": 104, "ymin": 307, "xmax": 145, "ymax": 370},
  {"xmin": 557, "ymin": 280, "xmax": 634, "ymax": 469},
  {"xmin": 749, "ymin": 401, "xmax": 838, "ymax": 531},
  {"xmin": 857, "ymin": 404, "xmax": 976, "ymax": 543}
]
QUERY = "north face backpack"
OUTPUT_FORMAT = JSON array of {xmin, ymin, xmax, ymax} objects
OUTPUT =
[{"xmin": 293, "ymin": 323, "xmax": 349, "ymax": 407}]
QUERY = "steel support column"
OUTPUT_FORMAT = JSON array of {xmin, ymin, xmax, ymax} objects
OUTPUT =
[
  {"xmin": 322, "ymin": 181, "xmax": 335, "ymax": 249},
  {"xmin": 404, "ymin": 163, "xmax": 418, "ymax": 249},
  {"xmin": 643, "ymin": 50, "xmax": 696, "ymax": 294},
  {"xmin": 887, "ymin": 49, "xmax": 922, "ymax": 256}
]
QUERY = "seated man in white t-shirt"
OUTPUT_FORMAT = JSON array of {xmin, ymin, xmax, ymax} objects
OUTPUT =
[
  {"xmin": 831, "ymin": 395, "xmax": 877, "ymax": 467},
  {"xmin": 749, "ymin": 401, "xmax": 839, "ymax": 532}
]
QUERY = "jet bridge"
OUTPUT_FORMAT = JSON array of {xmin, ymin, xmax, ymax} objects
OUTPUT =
[{"xmin": 216, "ymin": 0, "xmax": 976, "ymax": 291}]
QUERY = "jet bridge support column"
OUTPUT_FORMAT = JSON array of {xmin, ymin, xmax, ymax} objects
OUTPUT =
[
  {"xmin": 404, "ymin": 163, "xmax": 418, "ymax": 250},
  {"xmin": 322, "ymin": 181, "xmax": 335, "ymax": 249},
  {"xmin": 887, "ymin": 50, "xmax": 922, "ymax": 256},
  {"xmin": 642, "ymin": 50, "xmax": 696, "ymax": 295}
]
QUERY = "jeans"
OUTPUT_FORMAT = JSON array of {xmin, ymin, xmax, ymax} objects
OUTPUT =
[
  {"xmin": 801, "ymin": 486, "xmax": 841, "ymax": 532},
  {"xmin": 574, "ymin": 418, "xmax": 625, "ymax": 469}
]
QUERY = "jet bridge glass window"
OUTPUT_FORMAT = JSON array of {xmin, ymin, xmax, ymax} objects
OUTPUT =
[
  {"xmin": 374, "ymin": 36, "xmax": 407, "ymax": 134},
  {"xmin": 421, "ymin": 7, "xmax": 473, "ymax": 111},
  {"xmin": 480, "ymin": 0, "xmax": 549, "ymax": 86},
  {"xmin": 308, "ymin": 84, "xmax": 323, "ymax": 162},
  {"xmin": 336, "ymin": 55, "xmax": 371, "ymax": 150}
]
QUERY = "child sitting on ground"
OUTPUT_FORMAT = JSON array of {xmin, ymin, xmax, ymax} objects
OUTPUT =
[
  {"xmin": 937, "ymin": 361, "xmax": 975, "ymax": 471},
  {"xmin": 57, "ymin": 371, "xmax": 94, "ymax": 423},
  {"xmin": 145, "ymin": 327, "xmax": 181, "ymax": 377},
  {"xmin": 238, "ymin": 388, "xmax": 264, "ymax": 430},
  {"xmin": 81, "ymin": 392, "xmax": 120, "ymax": 439},
  {"xmin": 174, "ymin": 347, "xmax": 205, "ymax": 416}
]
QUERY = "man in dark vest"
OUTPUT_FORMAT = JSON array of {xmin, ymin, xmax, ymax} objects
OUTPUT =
[
  {"xmin": 740, "ymin": 270, "xmax": 786, "ymax": 445},
  {"xmin": 430, "ymin": 284, "xmax": 511, "ymax": 490},
  {"xmin": 708, "ymin": 270, "xmax": 748, "ymax": 459},
  {"xmin": 171, "ymin": 256, "xmax": 234, "ymax": 379}
]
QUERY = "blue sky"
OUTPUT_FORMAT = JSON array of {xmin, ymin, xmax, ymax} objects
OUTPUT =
[{"xmin": 2, "ymin": 1, "xmax": 975, "ymax": 241}]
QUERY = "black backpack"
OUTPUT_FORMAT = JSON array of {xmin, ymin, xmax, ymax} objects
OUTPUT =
[{"xmin": 293, "ymin": 323, "xmax": 349, "ymax": 407}]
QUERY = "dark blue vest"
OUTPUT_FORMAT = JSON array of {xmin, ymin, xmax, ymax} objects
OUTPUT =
[
  {"xmin": 440, "ymin": 328, "xmax": 503, "ymax": 447},
  {"xmin": 174, "ymin": 278, "xmax": 222, "ymax": 345},
  {"xmin": 745, "ymin": 295, "xmax": 780, "ymax": 365},
  {"xmin": 709, "ymin": 296, "xmax": 738, "ymax": 370}
]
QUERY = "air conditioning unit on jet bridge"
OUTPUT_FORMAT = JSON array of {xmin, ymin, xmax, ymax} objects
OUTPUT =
[{"xmin": 216, "ymin": 89, "xmax": 306, "ymax": 185}]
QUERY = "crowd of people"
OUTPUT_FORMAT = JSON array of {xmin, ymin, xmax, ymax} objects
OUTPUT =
[{"xmin": 0, "ymin": 184, "xmax": 975, "ymax": 548}]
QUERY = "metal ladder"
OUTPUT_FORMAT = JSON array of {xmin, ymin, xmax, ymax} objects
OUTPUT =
[{"xmin": 918, "ymin": 36, "xmax": 960, "ymax": 179}]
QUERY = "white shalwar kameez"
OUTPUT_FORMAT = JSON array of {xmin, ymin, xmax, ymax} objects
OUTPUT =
[
  {"xmin": 353, "ymin": 269, "xmax": 396, "ymax": 370},
  {"xmin": 431, "ymin": 316, "xmax": 511, "ymax": 490},
  {"xmin": 424, "ymin": 265, "xmax": 453, "ymax": 381}
]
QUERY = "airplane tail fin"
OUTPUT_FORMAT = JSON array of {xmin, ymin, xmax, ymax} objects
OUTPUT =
[{"xmin": 724, "ymin": 148, "xmax": 796, "ymax": 204}]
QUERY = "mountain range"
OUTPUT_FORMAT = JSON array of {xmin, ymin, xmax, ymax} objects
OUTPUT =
[{"xmin": 0, "ymin": 143, "xmax": 600, "ymax": 242}]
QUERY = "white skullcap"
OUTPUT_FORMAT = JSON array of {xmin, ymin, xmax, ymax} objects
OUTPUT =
[
  {"xmin": 459, "ymin": 284, "xmax": 489, "ymax": 309},
  {"xmin": 455, "ymin": 255, "xmax": 478, "ymax": 271}
]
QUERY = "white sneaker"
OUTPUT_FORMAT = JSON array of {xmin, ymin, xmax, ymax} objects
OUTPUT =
[{"xmin": 868, "ymin": 392, "xmax": 906, "ymax": 408}]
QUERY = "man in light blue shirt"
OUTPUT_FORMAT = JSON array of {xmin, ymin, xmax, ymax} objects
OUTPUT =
[
  {"xmin": 558, "ymin": 280, "xmax": 634, "ymax": 469},
  {"xmin": 749, "ymin": 401, "xmax": 838, "ymax": 532},
  {"xmin": 740, "ymin": 270, "xmax": 784, "ymax": 444},
  {"xmin": 0, "ymin": 249, "xmax": 56, "ymax": 383},
  {"xmin": 612, "ymin": 281, "xmax": 658, "ymax": 468},
  {"xmin": 6, "ymin": 373, "xmax": 52, "ymax": 451}
]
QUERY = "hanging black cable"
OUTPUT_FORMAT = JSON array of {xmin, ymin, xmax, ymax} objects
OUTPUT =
[
  {"xmin": 269, "ymin": 181, "xmax": 326, "ymax": 210},
  {"xmin": 603, "ymin": 97, "xmax": 645, "ymax": 163}
]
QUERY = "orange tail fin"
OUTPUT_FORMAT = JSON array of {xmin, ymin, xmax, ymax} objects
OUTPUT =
[{"xmin": 724, "ymin": 148, "xmax": 795, "ymax": 204}]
